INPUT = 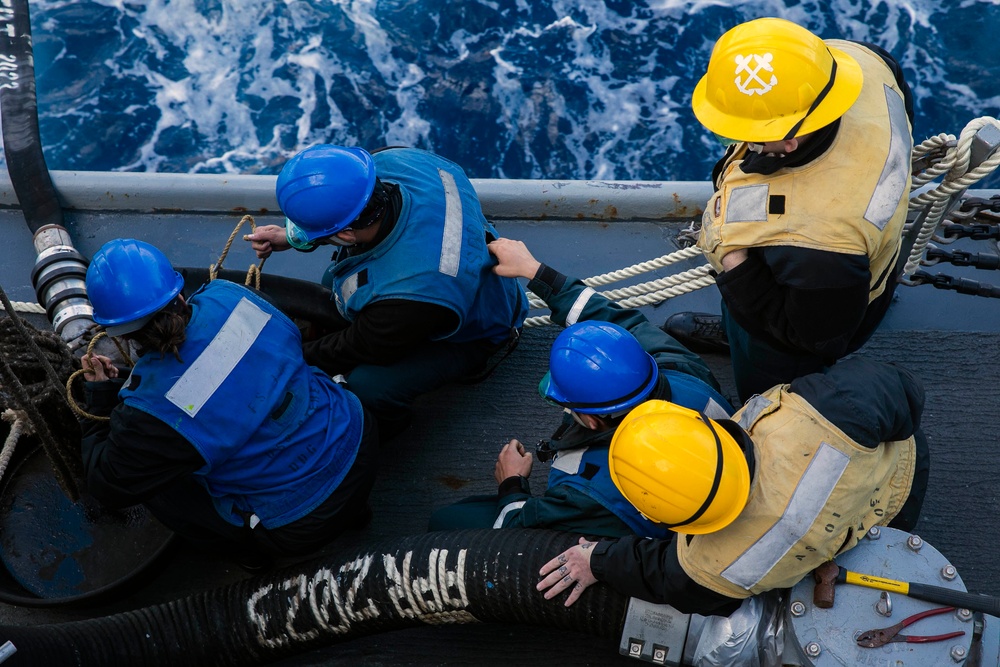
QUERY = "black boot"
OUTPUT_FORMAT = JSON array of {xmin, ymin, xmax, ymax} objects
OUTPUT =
[{"xmin": 661, "ymin": 312, "xmax": 730, "ymax": 354}]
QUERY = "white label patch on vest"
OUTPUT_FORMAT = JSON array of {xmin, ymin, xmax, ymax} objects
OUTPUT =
[
  {"xmin": 725, "ymin": 185, "xmax": 769, "ymax": 223},
  {"xmin": 734, "ymin": 53, "xmax": 777, "ymax": 96},
  {"xmin": 720, "ymin": 442, "xmax": 850, "ymax": 590},
  {"xmin": 552, "ymin": 447, "xmax": 586, "ymax": 474},
  {"xmin": 164, "ymin": 297, "xmax": 271, "ymax": 417},
  {"xmin": 565, "ymin": 287, "xmax": 596, "ymax": 326},
  {"xmin": 864, "ymin": 84, "xmax": 910, "ymax": 230},
  {"xmin": 438, "ymin": 169, "xmax": 464, "ymax": 277},
  {"xmin": 340, "ymin": 272, "xmax": 360, "ymax": 306}
]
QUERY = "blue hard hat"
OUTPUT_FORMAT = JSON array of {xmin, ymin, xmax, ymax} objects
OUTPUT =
[
  {"xmin": 86, "ymin": 238, "xmax": 185, "ymax": 337},
  {"xmin": 539, "ymin": 321, "xmax": 659, "ymax": 415},
  {"xmin": 275, "ymin": 144, "xmax": 376, "ymax": 241}
]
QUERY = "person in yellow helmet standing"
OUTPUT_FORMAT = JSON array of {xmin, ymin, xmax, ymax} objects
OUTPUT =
[
  {"xmin": 663, "ymin": 18, "xmax": 915, "ymax": 402},
  {"xmin": 536, "ymin": 358, "xmax": 928, "ymax": 616}
]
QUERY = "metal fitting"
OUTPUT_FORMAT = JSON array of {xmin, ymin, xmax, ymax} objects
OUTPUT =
[
  {"xmin": 951, "ymin": 644, "xmax": 968, "ymax": 662},
  {"xmin": 956, "ymin": 608, "xmax": 974, "ymax": 622},
  {"xmin": 866, "ymin": 526, "xmax": 881, "ymax": 540},
  {"xmin": 942, "ymin": 564, "xmax": 958, "ymax": 581},
  {"xmin": 804, "ymin": 642, "xmax": 821, "ymax": 658},
  {"xmin": 628, "ymin": 640, "xmax": 643, "ymax": 658},
  {"xmin": 790, "ymin": 601, "xmax": 806, "ymax": 617},
  {"xmin": 875, "ymin": 591, "xmax": 892, "ymax": 617},
  {"xmin": 907, "ymin": 534, "xmax": 924, "ymax": 551}
]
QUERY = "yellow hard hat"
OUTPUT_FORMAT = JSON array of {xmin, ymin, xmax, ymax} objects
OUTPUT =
[
  {"xmin": 691, "ymin": 17, "xmax": 864, "ymax": 142},
  {"xmin": 608, "ymin": 400, "xmax": 751, "ymax": 535}
]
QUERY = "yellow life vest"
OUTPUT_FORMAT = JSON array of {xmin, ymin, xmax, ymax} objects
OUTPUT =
[
  {"xmin": 675, "ymin": 385, "xmax": 916, "ymax": 599},
  {"xmin": 698, "ymin": 41, "xmax": 913, "ymax": 302}
]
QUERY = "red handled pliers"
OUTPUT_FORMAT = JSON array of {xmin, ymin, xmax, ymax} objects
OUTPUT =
[{"xmin": 856, "ymin": 606, "xmax": 967, "ymax": 648}]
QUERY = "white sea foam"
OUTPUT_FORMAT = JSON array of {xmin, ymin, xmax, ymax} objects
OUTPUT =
[{"xmin": 4, "ymin": 0, "xmax": 996, "ymax": 185}]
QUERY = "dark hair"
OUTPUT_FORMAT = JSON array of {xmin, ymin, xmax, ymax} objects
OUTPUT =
[{"xmin": 126, "ymin": 297, "xmax": 192, "ymax": 362}]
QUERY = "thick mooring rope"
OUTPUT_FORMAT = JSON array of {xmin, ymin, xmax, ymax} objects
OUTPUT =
[
  {"xmin": 0, "ymin": 284, "xmax": 82, "ymax": 499},
  {"xmin": 0, "ymin": 409, "xmax": 30, "ymax": 482},
  {"xmin": 902, "ymin": 116, "xmax": 1000, "ymax": 280}
]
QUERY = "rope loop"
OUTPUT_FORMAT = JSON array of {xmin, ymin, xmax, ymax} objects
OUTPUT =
[
  {"xmin": 64, "ymin": 331, "xmax": 132, "ymax": 422},
  {"xmin": 903, "ymin": 116, "xmax": 1000, "ymax": 280},
  {"xmin": 211, "ymin": 214, "xmax": 266, "ymax": 289}
]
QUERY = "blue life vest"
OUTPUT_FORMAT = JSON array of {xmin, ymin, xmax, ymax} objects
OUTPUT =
[
  {"xmin": 120, "ymin": 280, "xmax": 364, "ymax": 529},
  {"xmin": 328, "ymin": 148, "xmax": 527, "ymax": 344},
  {"xmin": 548, "ymin": 370, "xmax": 734, "ymax": 538}
]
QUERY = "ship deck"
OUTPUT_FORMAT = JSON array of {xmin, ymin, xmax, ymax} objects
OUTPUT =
[{"xmin": 2, "ymin": 199, "xmax": 1000, "ymax": 665}]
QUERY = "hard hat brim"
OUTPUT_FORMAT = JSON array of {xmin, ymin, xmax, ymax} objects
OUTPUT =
[
  {"xmin": 92, "ymin": 270, "xmax": 184, "ymax": 334},
  {"xmin": 692, "ymin": 44, "xmax": 864, "ymax": 143},
  {"xmin": 540, "ymin": 351, "xmax": 659, "ymax": 415}
]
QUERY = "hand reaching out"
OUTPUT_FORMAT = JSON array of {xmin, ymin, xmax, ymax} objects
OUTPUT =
[{"xmin": 244, "ymin": 225, "xmax": 291, "ymax": 259}]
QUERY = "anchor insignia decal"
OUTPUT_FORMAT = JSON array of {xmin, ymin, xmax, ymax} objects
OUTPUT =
[{"xmin": 734, "ymin": 53, "xmax": 777, "ymax": 96}]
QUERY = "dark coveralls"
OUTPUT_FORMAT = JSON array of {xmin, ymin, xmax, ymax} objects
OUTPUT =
[{"xmin": 429, "ymin": 264, "xmax": 731, "ymax": 537}]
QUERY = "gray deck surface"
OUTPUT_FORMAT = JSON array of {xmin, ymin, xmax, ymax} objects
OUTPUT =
[{"xmin": 2, "ymin": 210, "xmax": 1000, "ymax": 665}]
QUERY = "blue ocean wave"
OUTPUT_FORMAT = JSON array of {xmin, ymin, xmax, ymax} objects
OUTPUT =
[{"xmin": 10, "ymin": 0, "xmax": 1000, "ymax": 188}]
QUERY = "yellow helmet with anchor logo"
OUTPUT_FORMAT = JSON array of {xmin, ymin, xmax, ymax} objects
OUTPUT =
[
  {"xmin": 692, "ymin": 17, "xmax": 864, "ymax": 143},
  {"xmin": 608, "ymin": 400, "xmax": 751, "ymax": 535}
]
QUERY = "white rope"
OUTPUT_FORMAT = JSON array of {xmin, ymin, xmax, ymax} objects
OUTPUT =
[
  {"xmin": 903, "ymin": 116, "xmax": 1000, "ymax": 279},
  {"xmin": 0, "ymin": 409, "xmax": 30, "ymax": 483},
  {"xmin": 7, "ymin": 301, "xmax": 45, "ymax": 315},
  {"xmin": 525, "ymin": 117, "xmax": 1000, "ymax": 327},
  {"xmin": 525, "ymin": 246, "xmax": 711, "ymax": 310}
]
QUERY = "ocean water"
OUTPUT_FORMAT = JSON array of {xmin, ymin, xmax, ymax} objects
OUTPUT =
[{"xmin": 12, "ymin": 0, "xmax": 1000, "ymax": 187}]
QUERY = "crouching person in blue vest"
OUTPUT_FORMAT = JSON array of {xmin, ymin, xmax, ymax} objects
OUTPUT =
[
  {"xmin": 79, "ymin": 239, "xmax": 378, "ymax": 568},
  {"xmin": 428, "ymin": 239, "xmax": 734, "ymax": 538},
  {"xmin": 246, "ymin": 145, "xmax": 528, "ymax": 439}
]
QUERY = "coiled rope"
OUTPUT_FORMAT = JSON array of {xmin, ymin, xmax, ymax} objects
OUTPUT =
[
  {"xmin": 0, "ymin": 283, "xmax": 82, "ymax": 499},
  {"xmin": 902, "ymin": 116, "xmax": 1000, "ymax": 281}
]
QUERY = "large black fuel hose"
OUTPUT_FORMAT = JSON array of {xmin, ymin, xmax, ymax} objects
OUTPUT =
[
  {"xmin": 0, "ymin": 530, "xmax": 628, "ymax": 666},
  {"xmin": 0, "ymin": 0, "xmax": 63, "ymax": 235}
]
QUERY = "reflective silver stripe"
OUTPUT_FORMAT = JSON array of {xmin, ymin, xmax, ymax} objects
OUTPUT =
[
  {"xmin": 721, "ymin": 442, "xmax": 850, "ymax": 590},
  {"xmin": 340, "ymin": 272, "xmax": 359, "ymax": 304},
  {"xmin": 164, "ymin": 297, "xmax": 271, "ymax": 417},
  {"xmin": 864, "ymin": 85, "xmax": 910, "ymax": 230},
  {"xmin": 737, "ymin": 394, "xmax": 772, "ymax": 430},
  {"xmin": 565, "ymin": 287, "xmax": 597, "ymax": 326},
  {"xmin": 438, "ymin": 169, "xmax": 464, "ymax": 277},
  {"xmin": 703, "ymin": 398, "xmax": 731, "ymax": 421},
  {"xmin": 552, "ymin": 447, "xmax": 587, "ymax": 474},
  {"xmin": 725, "ymin": 184, "xmax": 769, "ymax": 223},
  {"xmin": 493, "ymin": 501, "xmax": 527, "ymax": 528}
]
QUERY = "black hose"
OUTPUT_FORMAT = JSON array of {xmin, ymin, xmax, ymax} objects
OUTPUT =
[
  {"xmin": 0, "ymin": 530, "xmax": 627, "ymax": 666},
  {"xmin": 178, "ymin": 268, "xmax": 344, "ymax": 329},
  {"xmin": 0, "ymin": 0, "xmax": 63, "ymax": 235}
]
